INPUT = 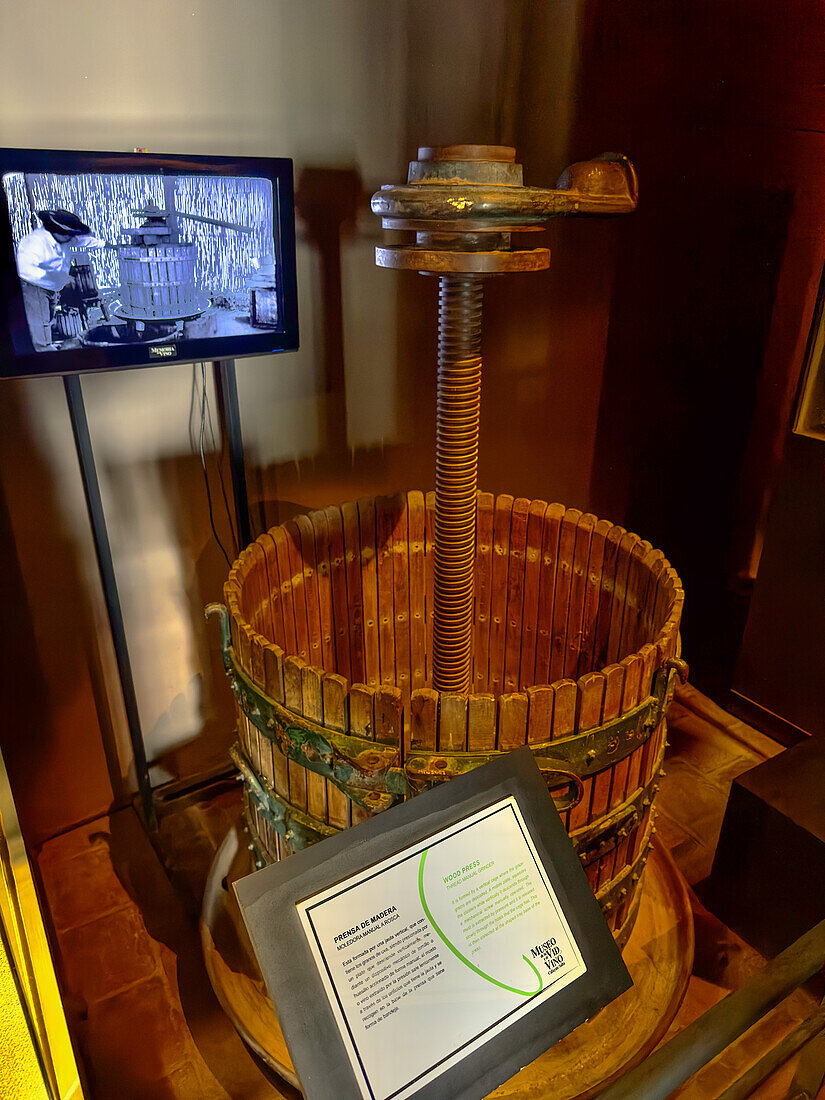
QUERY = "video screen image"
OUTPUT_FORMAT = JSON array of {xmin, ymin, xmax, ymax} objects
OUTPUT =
[{"xmin": 2, "ymin": 171, "xmax": 280, "ymax": 354}]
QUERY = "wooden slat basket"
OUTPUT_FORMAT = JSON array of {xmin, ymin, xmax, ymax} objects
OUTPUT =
[{"xmin": 213, "ymin": 490, "xmax": 685, "ymax": 947}]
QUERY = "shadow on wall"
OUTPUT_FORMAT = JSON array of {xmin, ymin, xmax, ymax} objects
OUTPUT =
[{"xmin": 0, "ymin": 380, "xmax": 125, "ymax": 845}]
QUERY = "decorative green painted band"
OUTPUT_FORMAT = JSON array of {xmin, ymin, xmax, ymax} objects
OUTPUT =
[
  {"xmin": 208, "ymin": 602, "xmax": 683, "ymax": 815},
  {"xmin": 238, "ymin": 759, "xmax": 652, "ymax": 946},
  {"xmin": 232, "ymin": 745, "xmax": 338, "ymax": 849}
]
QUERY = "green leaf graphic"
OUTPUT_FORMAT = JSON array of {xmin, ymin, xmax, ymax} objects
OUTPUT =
[{"xmin": 417, "ymin": 849, "xmax": 543, "ymax": 998}]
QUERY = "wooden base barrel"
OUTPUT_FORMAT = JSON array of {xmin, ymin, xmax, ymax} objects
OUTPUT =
[{"xmin": 213, "ymin": 491, "xmax": 685, "ymax": 947}]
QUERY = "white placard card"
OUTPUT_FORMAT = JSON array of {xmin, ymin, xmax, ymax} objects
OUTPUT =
[
  {"xmin": 235, "ymin": 747, "xmax": 631, "ymax": 1100},
  {"xmin": 296, "ymin": 796, "xmax": 586, "ymax": 1100}
]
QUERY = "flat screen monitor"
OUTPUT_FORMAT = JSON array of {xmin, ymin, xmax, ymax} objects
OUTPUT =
[{"xmin": 0, "ymin": 148, "xmax": 298, "ymax": 379}]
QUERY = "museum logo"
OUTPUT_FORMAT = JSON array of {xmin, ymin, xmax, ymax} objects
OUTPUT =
[{"xmin": 530, "ymin": 937, "xmax": 565, "ymax": 975}]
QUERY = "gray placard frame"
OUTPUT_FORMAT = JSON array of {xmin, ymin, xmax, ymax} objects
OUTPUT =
[{"xmin": 234, "ymin": 745, "xmax": 632, "ymax": 1100}]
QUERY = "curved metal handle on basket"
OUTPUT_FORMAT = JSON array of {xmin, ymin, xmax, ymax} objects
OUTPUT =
[
  {"xmin": 539, "ymin": 767, "xmax": 586, "ymax": 812},
  {"xmin": 665, "ymin": 657, "xmax": 690, "ymax": 684}
]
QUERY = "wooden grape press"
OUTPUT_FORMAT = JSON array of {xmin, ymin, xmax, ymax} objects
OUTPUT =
[{"xmin": 203, "ymin": 145, "xmax": 694, "ymax": 1097}]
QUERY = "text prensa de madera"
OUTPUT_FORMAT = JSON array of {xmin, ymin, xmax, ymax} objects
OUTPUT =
[{"xmin": 334, "ymin": 908, "xmax": 399, "ymax": 950}]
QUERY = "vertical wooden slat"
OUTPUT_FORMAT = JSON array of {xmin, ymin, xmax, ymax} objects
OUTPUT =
[
  {"xmin": 439, "ymin": 693, "xmax": 468, "ymax": 751},
  {"xmin": 301, "ymin": 664, "xmax": 328, "ymax": 825},
  {"xmin": 518, "ymin": 499, "xmax": 548, "ymax": 691},
  {"xmin": 473, "ymin": 492, "xmax": 495, "ymax": 694},
  {"xmin": 392, "ymin": 497, "xmax": 412, "ymax": 708},
  {"xmin": 488, "ymin": 495, "xmax": 515, "ymax": 697},
  {"xmin": 617, "ymin": 538, "xmax": 651, "ymax": 660},
  {"xmin": 601, "ymin": 653, "xmax": 644, "ymax": 890},
  {"xmin": 285, "ymin": 520, "xmax": 310, "ymax": 663},
  {"xmin": 310, "ymin": 509, "xmax": 336, "ymax": 672},
  {"xmin": 283, "ymin": 656, "xmax": 308, "ymax": 819},
  {"xmin": 578, "ymin": 519, "xmax": 611, "ymax": 678},
  {"xmin": 260, "ymin": 531, "xmax": 286, "ymax": 649},
  {"xmin": 550, "ymin": 678, "xmax": 578, "ymax": 828},
  {"xmin": 407, "ymin": 491, "xmax": 427, "ymax": 692},
  {"xmin": 552, "ymin": 679, "xmax": 578, "ymax": 739},
  {"xmin": 467, "ymin": 694, "xmax": 496, "ymax": 752},
  {"xmin": 248, "ymin": 629, "xmax": 269, "ymax": 837},
  {"xmin": 263, "ymin": 641, "xmax": 285, "ymax": 703},
  {"xmin": 258, "ymin": 538, "xmax": 279, "ymax": 641},
  {"xmin": 342, "ymin": 501, "xmax": 366, "ymax": 682},
  {"xmin": 323, "ymin": 673, "xmax": 351, "ymax": 829},
  {"xmin": 526, "ymin": 684, "xmax": 554, "ymax": 743},
  {"xmin": 242, "ymin": 631, "xmax": 268, "ymax": 855},
  {"xmin": 225, "ymin": 580, "xmax": 246, "ymax": 765},
  {"xmin": 235, "ymin": 625, "xmax": 255, "ymax": 765},
  {"xmin": 410, "ymin": 688, "xmax": 438, "ymax": 752},
  {"xmin": 611, "ymin": 654, "xmax": 644, "ymax": 809},
  {"xmin": 503, "ymin": 498, "xmax": 530, "ymax": 694},
  {"xmin": 252, "ymin": 534, "xmax": 275, "ymax": 641},
  {"xmin": 498, "ymin": 692, "xmax": 528, "ymax": 750},
  {"xmin": 326, "ymin": 505, "xmax": 352, "ymax": 683},
  {"xmin": 660, "ymin": 579, "xmax": 684, "ymax": 662},
  {"xmin": 568, "ymin": 672, "xmax": 606, "ymax": 846},
  {"xmin": 641, "ymin": 552, "xmax": 666, "ymax": 646},
  {"xmin": 224, "ymin": 575, "xmax": 242, "ymax": 651},
  {"xmin": 591, "ymin": 662, "xmax": 626, "ymax": 888},
  {"xmin": 349, "ymin": 684, "xmax": 375, "ymax": 825},
  {"xmin": 243, "ymin": 543, "xmax": 267, "ymax": 635},
  {"xmin": 242, "ymin": 625, "xmax": 265, "ymax": 774},
  {"xmin": 652, "ymin": 558, "xmax": 677, "ymax": 639},
  {"xmin": 375, "ymin": 685, "xmax": 403, "ymax": 746},
  {"xmin": 357, "ymin": 498, "xmax": 381, "ymax": 687},
  {"xmin": 375, "ymin": 496, "xmax": 397, "ymax": 687},
  {"xmin": 592, "ymin": 525, "xmax": 625, "ymax": 670},
  {"xmin": 624, "ymin": 644, "xmax": 661, "ymax": 874},
  {"xmin": 616, "ymin": 532, "xmax": 646, "ymax": 660},
  {"xmin": 534, "ymin": 502, "xmax": 564, "ymax": 684},
  {"xmin": 630, "ymin": 642, "xmax": 660, "ymax": 796},
  {"xmin": 233, "ymin": 548, "xmax": 253, "ymax": 621},
  {"xmin": 272, "ymin": 526, "xmax": 298, "ymax": 658},
  {"xmin": 564, "ymin": 513, "xmax": 596, "ymax": 680},
  {"xmin": 549, "ymin": 508, "xmax": 581, "ymax": 683},
  {"xmin": 263, "ymin": 641, "xmax": 288, "ymax": 860},
  {"xmin": 296, "ymin": 514, "xmax": 323, "ymax": 671}
]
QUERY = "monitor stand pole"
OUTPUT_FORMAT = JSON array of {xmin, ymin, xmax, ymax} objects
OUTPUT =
[
  {"xmin": 212, "ymin": 358, "xmax": 252, "ymax": 549},
  {"xmin": 63, "ymin": 373, "xmax": 157, "ymax": 831}
]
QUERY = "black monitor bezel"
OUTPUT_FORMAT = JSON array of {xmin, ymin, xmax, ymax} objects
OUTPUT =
[{"xmin": 0, "ymin": 148, "xmax": 299, "ymax": 379}]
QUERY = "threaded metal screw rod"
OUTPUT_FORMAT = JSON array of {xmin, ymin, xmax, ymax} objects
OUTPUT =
[
  {"xmin": 372, "ymin": 144, "xmax": 637, "ymax": 694},
  {"xmin": 433, "ymin": 276, "xmax": 484, "ymax": 693}
]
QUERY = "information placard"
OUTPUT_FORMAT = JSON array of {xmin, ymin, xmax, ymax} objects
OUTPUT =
[
  {"xmin": 297, "ymin": 796, "xmax": 586, "ymax": 1100},
  {"xmin": 236, "ymin": 747, "xmax": 631, "ymax": 1100}
]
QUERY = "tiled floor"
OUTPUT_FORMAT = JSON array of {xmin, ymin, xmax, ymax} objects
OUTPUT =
[
  {"xmin": 33, "ymin": 689, "xmax": 821, "ymax": 1098},
  {"xmin": 36, "ymin": 787, "xmax": 283, "ymax": 1100}
]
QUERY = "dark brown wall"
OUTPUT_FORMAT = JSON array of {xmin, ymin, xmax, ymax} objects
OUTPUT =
[{"xmin": 568, "ymin": 0, "xmax": 825, "ymax": 692}]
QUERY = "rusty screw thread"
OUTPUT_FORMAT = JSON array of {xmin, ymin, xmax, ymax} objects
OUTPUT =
[{"xmin": 432, "ymin": 275, "xmax": 483, "ymax": 694}]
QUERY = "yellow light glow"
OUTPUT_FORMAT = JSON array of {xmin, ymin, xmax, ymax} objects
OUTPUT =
[{"xmin": 0, "ymin": 923, "xmax": 49, "ymax": 1100}]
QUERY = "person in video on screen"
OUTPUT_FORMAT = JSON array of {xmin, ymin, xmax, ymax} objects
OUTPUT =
[{"xmin": 15, "ymin": 209, "xmax": 102, "ymax": 351}]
